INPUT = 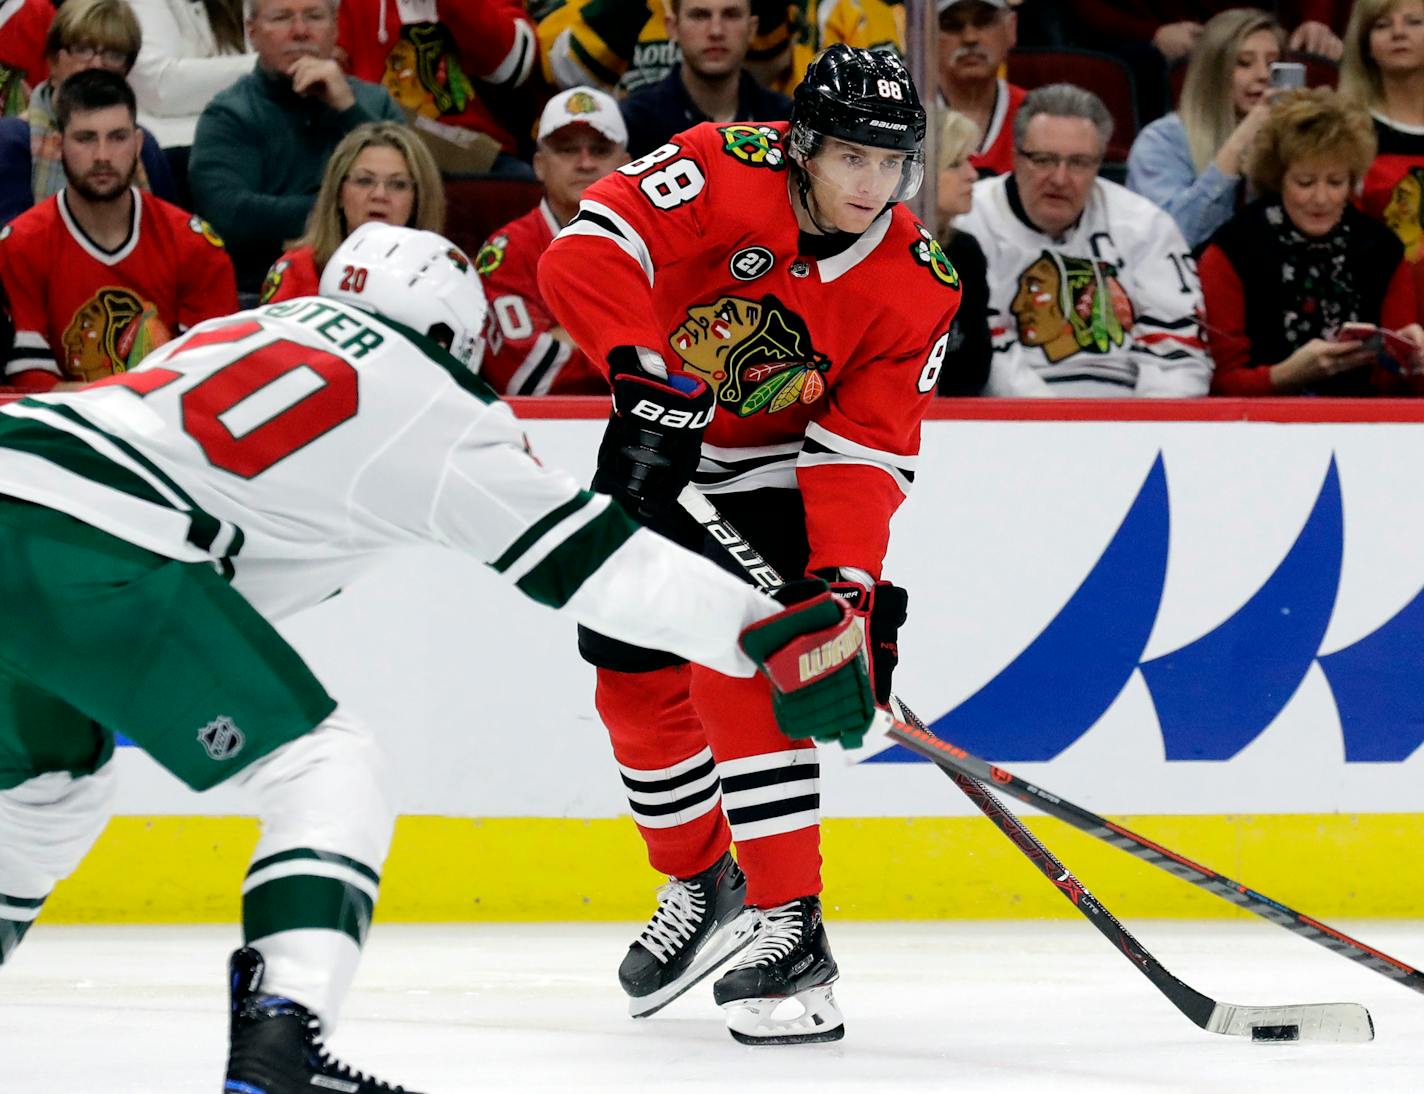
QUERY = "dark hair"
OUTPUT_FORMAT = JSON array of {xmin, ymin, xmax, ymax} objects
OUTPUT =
[
  {"xmin": 55, "ymin": 68, "xmax": 137, "ymax": 131},
  {"xmin": 204, "ymin": 0, "xmax": 247, "ymax": 55}
]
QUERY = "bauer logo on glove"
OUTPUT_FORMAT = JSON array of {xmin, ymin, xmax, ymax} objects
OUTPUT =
[{"xmin": 738, "ymin": 580, "xmax": 877, "ymax": 749}]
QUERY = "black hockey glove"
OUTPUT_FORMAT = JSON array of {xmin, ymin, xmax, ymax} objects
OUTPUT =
[
  {"xmin": 740, "ymin": 579, "xmax": 876, "ymax": 749},
  {"xmin": 592, "ymin": 346, "xmax": 713, "ymax": 517},
  {"xmin": 815, "ymin": 569, "xmax": 908, "ymax": 708}
]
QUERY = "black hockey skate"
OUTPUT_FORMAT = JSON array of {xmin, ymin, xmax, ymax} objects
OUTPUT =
[
  {"xmin": 224, "ymin": 946, "xmax": 419, "ymax": 1094},
  {"xmin": 712, "ymin": 895, "xmax": 845, "ymax": 1045},
  {"xmin": 618, "ymin": 851, "xmax": 757, "ymax": 1018}
]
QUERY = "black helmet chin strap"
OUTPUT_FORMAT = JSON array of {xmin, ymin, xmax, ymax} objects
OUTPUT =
[{"xmin": 794, "ymin": 164, "xmax": 841, "ymax": 236}]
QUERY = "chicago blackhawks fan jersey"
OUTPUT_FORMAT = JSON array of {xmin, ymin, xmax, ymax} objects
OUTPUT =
[
  {"xmin": 0, "ymin": 189, "xmax": 237, "ymax": 389},
  {"xmin": 0, "ymin": 296, "xmax": 775, "ymax": 673},
  {"xmin": 539, "ymin": 120, "xmax": 961, "ymax": 577},
  {"xmin": 477, "ymin": 198, "xmax": 605, "ymax": 395},
  {"xmin": 957, "ymin": 173, "xmax": 1210, "ymax": 397},
  {"xmin": 338, "ymin": 0, "xmax": 537, "ymax": 155}
]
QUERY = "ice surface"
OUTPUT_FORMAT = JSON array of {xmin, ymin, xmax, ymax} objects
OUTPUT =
[{"xmin": 2, "ymin": 921, "xmax": 1420, "ymax": 1093}]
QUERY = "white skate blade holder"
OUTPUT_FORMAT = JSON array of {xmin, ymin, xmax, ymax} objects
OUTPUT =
[{"xmin": 722, "ymin": 985, "xmax": 846, "ymax": 1046}]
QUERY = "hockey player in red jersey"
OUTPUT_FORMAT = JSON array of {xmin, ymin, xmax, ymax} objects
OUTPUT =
[{"xmin": 539, "ymin": 44, "xmax": 961, "ymax": 1044}]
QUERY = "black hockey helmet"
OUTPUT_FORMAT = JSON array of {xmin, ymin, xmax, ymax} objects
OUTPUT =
[
  {"xmin": 791, "ymin": 44, "xmax": 927, "ymax": 153},
  {"xmin": 789, "ymin": 45, "xmax": 927, "ymax": 202}
]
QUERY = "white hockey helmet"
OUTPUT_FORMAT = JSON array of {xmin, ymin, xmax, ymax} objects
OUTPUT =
[{"xmin": 320, "ymin": 222, "xmax": 489, "ymax": 370}]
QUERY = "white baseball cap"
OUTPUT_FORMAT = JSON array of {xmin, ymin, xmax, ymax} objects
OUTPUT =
[
  {"xmin": 937, "ymin": 0, "xmax": 1010, "ymax": 13},
  {"xmin": 537, "ymin": 87, "xmax": 628, "ymax": 146}
]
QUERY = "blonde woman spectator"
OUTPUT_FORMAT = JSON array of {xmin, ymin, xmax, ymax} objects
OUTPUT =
[
  {"xmin": 1126, "ymin": 9, "xmax": 1285, "ymax": 248},
  {"xmin": 936, "ymin": 109, "xmax": 990, "ymax": 394},
  {"xmin": 128, "ymin": 0, "xmax": 253, "ymax": 150},
  {"xmin": 1200, "ymin": 87, "xmax": 1424, "ymax": 395},
  {"xmin": 1341, "ymin": 0, "xmax": 1424, "ymax": 317},
  {"xmin": 259, "ymin": 120, "xmax": 443, "ymax": 303},
  {"xmin": 0, "ymin": 0, "xmax": 176, "ymax": 224}
]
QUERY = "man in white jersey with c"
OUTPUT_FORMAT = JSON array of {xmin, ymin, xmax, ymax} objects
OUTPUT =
[{"xmin": 0, "ymin": 223, "xmax": 875, "ymax": 1093}]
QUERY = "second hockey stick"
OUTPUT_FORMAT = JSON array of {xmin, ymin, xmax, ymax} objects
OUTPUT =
[
  {"xmin": 677, "ymin": 485, "xmax": 1374, "ymax": 1043},
  {"xmin": 678, "ymin": 486, "xmax": 1423, "ymax": 997}
]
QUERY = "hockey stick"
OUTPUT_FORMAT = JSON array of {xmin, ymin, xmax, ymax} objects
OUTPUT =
[
  {"xmin": 677, "ymin": 485, "xmax": 1375, "ymax": 1042},
  {"xmin": 880, "ymin": 712, "xmax": 1424, "ymax": 998},
  {"xmin": 678, "ymin": 482, "xmax": 1424, "ymax": 995}
]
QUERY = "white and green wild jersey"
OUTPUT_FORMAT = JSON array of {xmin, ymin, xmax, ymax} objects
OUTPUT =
[{"xmin": 0, "ymin": 297, "xmax": 772, "ymax": 677}]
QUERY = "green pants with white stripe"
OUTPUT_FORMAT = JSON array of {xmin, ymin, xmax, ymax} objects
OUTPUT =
[
  {"xmin": 0, "ymin": 498, "xmax": 335, "ymax": 792},
  {"xmin": 0, "ymin": 500, "xmax": 392, "ymax": 1023}
]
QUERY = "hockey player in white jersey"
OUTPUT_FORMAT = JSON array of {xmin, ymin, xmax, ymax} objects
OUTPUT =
[{"xmin": 0, "ymin": 223, "xmax": 876, "ymax": 1093}]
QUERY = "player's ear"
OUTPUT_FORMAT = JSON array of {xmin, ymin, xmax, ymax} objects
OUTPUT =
[
  {"xmin": 664, "ymin": 0, "xmax": 678, "ymax": 43},
  {"xmin": 132, "ymin": 121, "xmax": 144, "ymax": 154}
]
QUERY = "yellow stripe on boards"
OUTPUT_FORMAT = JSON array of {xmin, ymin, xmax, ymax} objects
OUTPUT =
[{"xmin": 40, "ymin": 814, "xmax": 1424, "ymax": 923}]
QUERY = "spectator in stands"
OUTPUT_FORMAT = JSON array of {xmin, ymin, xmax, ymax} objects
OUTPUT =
[
  {"xmin": 338, "ymin": 0, "xmax": 539, "ymax": 177},
  {"xmin": 1065, "ymin": 3, "xmax": 1342, "ymax": 129},
  {"xmin": 1127, "ymin": 9, "xmax": 1286, "ymax": 249},
  {"xmin": 935, "ymin": 109, "xmax": 991, "ymax": 394},
  {"xmin": 0, "ymin": 0, "xmax": 176, "ymax": 225},
  {"xmin": 189, "ymin": 0, "xmax": 403, "ymax": 295},
  {"xmin": 619, "ymin": 0, "xmax": 792, "ymax": 160},
  {"xmin": 0, "ymin": 0, "xmax": 56, "ymax": 116},
  {"xmin": 537, "ymin": 0, "xmax": 902, "ymax": 100},
  {"xmin": 937, "ymin": 0, "xmax": 1025, "ymax": 176},
  {"xmin": 0, "ymin": 70, "xmax": 236, "ymax": 390},
  {"xmin": 478, "ymin": 87, "xmax": 624, "ymax": 397},
  {"xmin": 1341, "ymin": 0, "xmax": 1424, "ymax": 319},
  {"xmin": 258, "ymin": 120, "xmax": 442, "ymax": 304},
  {"xmin": 128, "ymin": 0, "xmax": 253, "ymax": 151},
  {"xmin": 956, "ymin": 83, "xmax": 1210, "ymax": 396},
  {"xmin": 1200, "ymin": 87, "xmax": 1424, "ymax": 395}
]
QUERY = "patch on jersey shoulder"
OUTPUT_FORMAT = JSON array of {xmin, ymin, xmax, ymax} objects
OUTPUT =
[
  {"xmin": 910, "ymin": 223, "xmax": 960, "ymax": 289},
  {"xmin": 0, "ymin": 224, "xmax": 10, "ymax": 242},
  {"xmin": 668, "ymin": 293, "xmax": 829, "ymax": 416},
  {"xmin": 719, "ymin": 124, "xmax": 786, "ymax": 171},
  {"xmin": 188, "ymin": 215, "xmax": 225, "ymax": 248},
  {"xmin": 476, "ymin": 234, "xmax": 508, "ymax": 276},
  {"xmin": 258, "ymin": 260, "xmax": 290, "ymax": 305}
]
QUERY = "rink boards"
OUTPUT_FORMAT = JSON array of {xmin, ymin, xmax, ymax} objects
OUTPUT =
[{"xmin": 52, "ymin": 399, "xmax": 1424, "ymax": 922}]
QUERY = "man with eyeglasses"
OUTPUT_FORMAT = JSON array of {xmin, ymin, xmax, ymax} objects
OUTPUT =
[
  {"xmin": 936, "ymin": 0, "xmax": 1025, "ymax": 176},
  {"xmin": 477, "ymin": 86, "xmax": 627, "ymax": 396},
  {"xmin": 956, "ymin": 82, "xmax": 1211, "ymax": 396},
  {"xmin": 0, "ymin": 0, "xmax": 177, "ymax": 225},
  {"xmin": 189, "ymin": 0, "xmax": 404, "ymax": 294}
]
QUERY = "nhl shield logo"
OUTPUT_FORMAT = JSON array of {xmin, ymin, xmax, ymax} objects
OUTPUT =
[{"xmin": 198, "ymin": 716, "xmax": 245, "ymax": 761}]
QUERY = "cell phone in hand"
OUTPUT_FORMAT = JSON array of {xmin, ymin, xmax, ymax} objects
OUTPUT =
[
  {"xmin": 1269, "ymin": 62, "xmax": 1306, "ymax": 91},
  {"xmin": 1336, "ymin": 322, "xmax": 1420, "ymax": 374}
]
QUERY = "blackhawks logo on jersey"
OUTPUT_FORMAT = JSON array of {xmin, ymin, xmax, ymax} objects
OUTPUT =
[
  {"xmin": 382, "ymin": 22, "xmax": 474, "ymax": 119},
  {"xmin": 61, "ymin": 287, "xmax": 172, "ymax": 382},
  {"xmin": 476, "ymin": 234, "xmax": 508, "ymax": 276},
  {"xmin": 1012, "ymin": 250, "xmax": 1134, "ymax": 364},
  {"xmin": 719, "ymin": 125, "xmax": 786, "ymax": 171},
  {"xmin": 910, "ymin": 223, "xmax": 959, "ymax": 289},
  {"xmin": 669, "ymin": 293, "xmax": 829, "ymax": 415}
]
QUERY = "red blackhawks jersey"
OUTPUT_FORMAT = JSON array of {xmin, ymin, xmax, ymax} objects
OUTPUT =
[
  {"xmin": 0, "ymin": 189, "xmax": 237, "ymax": 389},
  {"xmin": 477, "ymin": 199, "xmax": 606, "ymax": 395},
  {"xmin": 1359, "ymin": 115, "xmax": 1424, "ymax": 319},
  {"xmin": 259, "ymin": 246, "xmax": 322, "ymax": 306},
  {"xmin": 539, "ymin": 121, "xmax": 961, "ymax": 578},
  {"xmin": 339, "ymin": 0, "xmax": 537, "ymax": 155}
]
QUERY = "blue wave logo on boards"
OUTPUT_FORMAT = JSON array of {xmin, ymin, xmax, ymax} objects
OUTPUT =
[{"xmin": 866, "ymin": 453, "xmax": 1424, "ymax": 765}]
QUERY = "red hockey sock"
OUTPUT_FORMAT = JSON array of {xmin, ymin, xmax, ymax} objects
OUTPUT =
[{"xmin": 595, "ymin": 665, "xmax": 730, "ymax": 879}]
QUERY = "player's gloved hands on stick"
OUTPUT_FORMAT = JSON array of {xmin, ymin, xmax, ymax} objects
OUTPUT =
[
  {"xmin": 816, "ymin": 569, "xmax": 908, "ymax": 708},
  {"xmin": 592, "ymin": 346, "xmax": 713, "ymax": 516},
  {"xmin": 739, "ymin": 579, "xmax": 876, "ymax": 749}
]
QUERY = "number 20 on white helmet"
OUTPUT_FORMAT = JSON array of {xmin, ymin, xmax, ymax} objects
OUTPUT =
[{"xmin": 320, "ymin": 222, "xmax": 491, "ymax": 371}]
